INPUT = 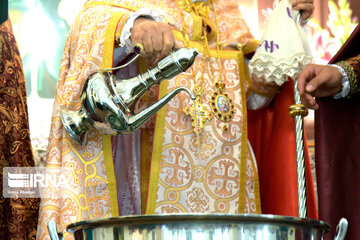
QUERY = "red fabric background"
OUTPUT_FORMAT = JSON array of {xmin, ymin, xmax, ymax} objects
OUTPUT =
[{"xmin": 247, "ymin": 79, "xmax": 318, "ymax": 219}]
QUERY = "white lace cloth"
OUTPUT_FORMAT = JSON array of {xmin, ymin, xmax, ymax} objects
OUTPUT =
[{"xmin": 249, "ymin": 0, "xmax": 313, "ymax": 85}]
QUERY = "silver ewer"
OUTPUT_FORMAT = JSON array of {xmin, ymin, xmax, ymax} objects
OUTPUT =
[{"xmin": 61, "ymin": 48, "xmax": 198, "ymax": 143}]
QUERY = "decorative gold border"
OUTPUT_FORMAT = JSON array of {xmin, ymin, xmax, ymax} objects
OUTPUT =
[
  {"xmin": 102, "ymin": 136, "xmax": 119, "ymax": 216},
  {"xmin": 146, "ymin": 80, "xmax": 169, "ymax": 214},
  {"xmin": 101, "ymin": 11, "xmax": 130, "ymax": 217},
  {"xmin": 191, "ymin": 13, "xmax": 203, "ymax": 42},
  {"xmin": 242, "ymin": 39, "xmax": 260, "ymax": 55},
  {"xmin": 336, "ymin": 61, "xmax": 359, "ymax": 96},
  {"xmin": 148, "ymin": 32, "xmax": 255, "ymax": 213},
  {"xmin": 236, "ymin": 51, "xmax": 252, "ymax": 213}
]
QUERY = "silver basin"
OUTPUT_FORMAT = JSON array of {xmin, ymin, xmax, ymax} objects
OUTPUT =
[{"xmin": 54, "ymin": 214, "xmax": 331, "ymax": 240}]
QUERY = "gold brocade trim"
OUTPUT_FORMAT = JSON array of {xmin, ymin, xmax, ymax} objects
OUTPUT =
[
  {"xmin": 237, "ymin": 50, "xmax": 251, "ymax": 213},
  {"xmin": 336, "ymin": 61, "xmax": 359, "ymax": 96},
  {"xmin": 239, "ymin": 40, "xmax": 259, "ymax": 96},
  {"xmin": 101, "ymin": 11, "xmax": 130, "ymax": 217},
  {"xmin": 242, "ymin": 39, "xmax": 260, "ymax": 55},
  {"xmin": 191, "ymin": 13, "xmax": 203, "ymax": 42},
  {"xmin": 146, "ymin": 80, "xmax": 169, "ymax": 214},
  {"xmin": 102, "ymin": 136, "xmax": 119, "ymax": 216}
]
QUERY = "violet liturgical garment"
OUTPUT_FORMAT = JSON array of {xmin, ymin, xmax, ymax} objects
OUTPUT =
[{"xmin": 315, "ymin": 24, "xmax": 360, "ymax": 240}]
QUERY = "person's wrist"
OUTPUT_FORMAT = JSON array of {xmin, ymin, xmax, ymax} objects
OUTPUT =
[
  {"xmin": 328, "ymin": 64, "xmax": 350, "ymax": 99},
  {"xmin": 120, "ymin": 7, "xmax": 163, "ymax": 53}
]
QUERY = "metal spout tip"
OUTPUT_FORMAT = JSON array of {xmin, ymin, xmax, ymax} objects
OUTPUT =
[
  {"xmin": 174, "ymin": 48, "xmax": 199, "ymax": 70},
  {"xmin": 190, "ymin": 47, "xmax": 199, "ymax": 55},
  {"xmin": 181, "ymin": 86, "xmax": 196, "ymax": 100},
  {"xmin": 189, "ymin": 92, "xmax": 196, "ymax": 101}
]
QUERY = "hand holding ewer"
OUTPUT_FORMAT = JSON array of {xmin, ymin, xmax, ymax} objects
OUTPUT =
[{"xmin": 61, "ymin": 47, "xmax": 198, "ymax": 143}]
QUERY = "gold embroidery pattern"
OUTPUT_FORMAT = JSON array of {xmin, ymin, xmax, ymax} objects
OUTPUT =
[
  {"xmin": 153, "ymin": 0, "xmax": 260, "ymax": 215},
  {"xmin": 38, "ymin": 1, "xmax": 262, "ymax": 238},
  {"xmin": 337, "ymin": 61, "xmax": 358, "ymax": 96},
  {"xmin": 37, "ymin": 2, "xmax": 141, "ymax": 238},
  {"xmin": 208, "ymin": 159, "xmax": 240, "ymax": 198},
  {"xmin": 189, "ymin": 131, "xmax": 216, "ymax": 160},
  {"xmin": 186, "ymin": 187, "xmax": 210, "ymax": 212},
  {"xmin": 160, "ymin": 148, "xmax": 191, "ymax": 186}
]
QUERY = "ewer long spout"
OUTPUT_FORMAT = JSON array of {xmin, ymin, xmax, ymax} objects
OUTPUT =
[
  {"xmin": 110, "ymin": 47, "xmax": 198, "ymax": 113},
  {"xmin": 126, "ymin": 86, "xmax": 196, "ymax": 132},
  {"xmin": 61, "ymin": 47, "xmax": 199, "ymax": 143}
]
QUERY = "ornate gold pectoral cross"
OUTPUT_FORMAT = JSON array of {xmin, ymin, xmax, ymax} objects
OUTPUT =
[{"xmin": 184, "ymin": 96, "xmax": 212, "ymax": 135}]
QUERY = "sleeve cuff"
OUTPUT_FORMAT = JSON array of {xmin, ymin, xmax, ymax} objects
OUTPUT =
[
  {"xmin": 328, "ymin": 64, "xmax": 350, "ymax": 99},
  {"xmin": 335, "ymin": 61, "xmax": 359, "ymax": 97}
]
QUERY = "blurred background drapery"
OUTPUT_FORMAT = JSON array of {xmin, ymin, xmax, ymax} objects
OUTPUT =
[
  {"xmin": 8, "ymin": 0, "xmax": 86, "ymax": 164},
  {"xmin": 0, "ymin": 15, "xmax": 40, "ymax": 240}
]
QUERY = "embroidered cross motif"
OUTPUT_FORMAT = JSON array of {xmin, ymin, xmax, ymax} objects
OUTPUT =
[
  {"xmin": 208, "ymin": 160, "xmax": 240, "ymax": 197},
  {"xmin": 161, "ymin": 149, "xmax": 190, "ymax": 186},
  {"xmin": 86, "ymin": 180, "xmax": 110, "ymax": 217}
]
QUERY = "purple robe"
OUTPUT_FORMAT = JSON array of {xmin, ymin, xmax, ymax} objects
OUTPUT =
[{"xmin": 316, "ymin": 24, "xmax": 360, "ymax": 240}]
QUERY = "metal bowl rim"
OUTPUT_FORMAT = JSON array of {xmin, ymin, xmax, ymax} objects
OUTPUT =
[{"xmin": 66, "ymin": 213, "xmax": 330, "ymax": 232}]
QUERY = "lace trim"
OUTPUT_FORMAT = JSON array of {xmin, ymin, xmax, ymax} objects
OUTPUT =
[
  {"xmin": 328, "ymin": 64, "xmax": 350, "ymax": 99},
  {"xmin": 249, "ymin": 52, "xmax": 313, "ymax": 85},
  {"xmin": 120, "ymin": 8, "xmax": 167, "ymax": 54}
]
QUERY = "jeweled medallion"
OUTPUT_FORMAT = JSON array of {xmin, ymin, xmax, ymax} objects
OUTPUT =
[{"xmin": 210, "ymin": 92, "xmax": 235, "ymax": 122}]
